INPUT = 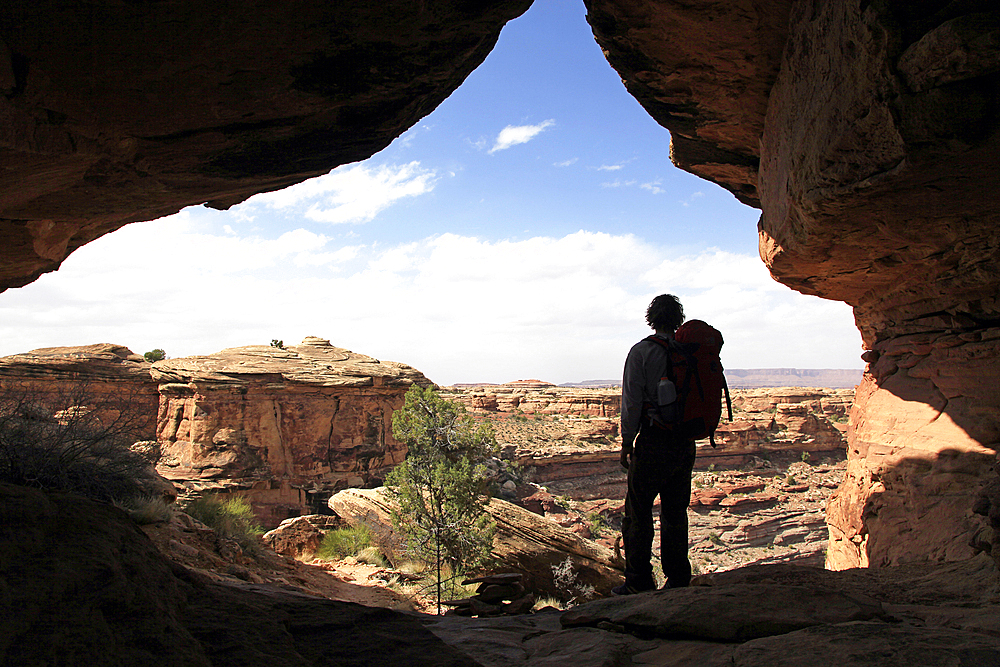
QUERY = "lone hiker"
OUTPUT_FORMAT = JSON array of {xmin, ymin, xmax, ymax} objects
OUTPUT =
[{"xmin": 615, "ymin": 293, "xmax": 696, "ymax": 594}]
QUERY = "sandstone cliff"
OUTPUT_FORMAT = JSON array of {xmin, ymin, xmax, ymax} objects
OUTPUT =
[{"xmin": 153, "ymin": 337, "xmax": 431, "ymax": 527}]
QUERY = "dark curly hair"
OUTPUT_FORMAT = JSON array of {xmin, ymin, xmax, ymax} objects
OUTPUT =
[{"xmin": 645, "ymin": 294, "xmax": 684, "ymax": 332}]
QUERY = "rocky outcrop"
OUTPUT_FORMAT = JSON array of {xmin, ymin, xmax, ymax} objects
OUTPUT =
[
  {"xmin": 426, "ymin": 558, "xmax": 1000, "ymax": 667},
  {"xmin": 2, "ymin": 0, "xmax": 998, "ymax": 573},
  {"xmin": 586, "ymin": 0, "xmax": 1000, "ymax": 569},
  {"xmin": 0, "ymin": 343, "xmax": 159, "ymax": 420},
  {"xmin": 329, "ymin": 487, "xmax": 624, "ymax": 601},
  {"xmin": 461, "ymin": 385, "xmax": 850, "ymax": 502},
  {"xmin": 153, "ymin": 337, "xmax": 431, "ymax": 527},
  {"xmin": 442, "ymin": 384, "xmax": 621, "ymax": 417},
  {"xmin": 0, "ymin": 0, "xmax": 532, "ymax": 291},
  {"xmin": 827, "ymin": 332, "xmax": 1000, "ymax": 568},
  {"xmin": 0, "ymin": 482, "xmax": 479, "ymax": 666}
]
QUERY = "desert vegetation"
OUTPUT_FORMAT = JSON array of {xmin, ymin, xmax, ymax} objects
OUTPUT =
[{"xmin": 0, "ymin": 380, "xmax": 162, "ymax": 505}]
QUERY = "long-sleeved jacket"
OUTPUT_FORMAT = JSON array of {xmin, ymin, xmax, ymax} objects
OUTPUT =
[{"xmin": 620, "ymin": 332, "xmax": 673, "ymax": 448}]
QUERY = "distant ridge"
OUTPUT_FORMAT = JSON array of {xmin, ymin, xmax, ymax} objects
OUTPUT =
[{"xmin": 559, "ymin": 369, "xmax": 864, "ymax": 390}]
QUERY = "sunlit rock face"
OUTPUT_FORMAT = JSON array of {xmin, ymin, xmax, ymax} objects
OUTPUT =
[
  {"xmin": 152, "ymin": 337, "xmax": 431, "ymax": 527},
  {"xmin": 0, "ymin": 0, "xmax": 532, "ymax": 290},
  {"xmin": 587, "ymin": 0, "xmax": 1000, "ymax": 566},
  {"xmin": 0, "ymin": 344, "xmax": 160, "ymax": 428}
]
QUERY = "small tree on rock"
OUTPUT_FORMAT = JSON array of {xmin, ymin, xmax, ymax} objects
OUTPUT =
[
  {"xmin": 385, "ymin": 384, "xmax": 498, "ymax": 613},
  {"xmin": 143, "ymin": 349, "xmax": 166, "ymax": 363}
]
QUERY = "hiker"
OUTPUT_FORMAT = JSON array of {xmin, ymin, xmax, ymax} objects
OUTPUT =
[{"xmin": 615, "ymin": 293, "xmax": 696, "ymax": 594}]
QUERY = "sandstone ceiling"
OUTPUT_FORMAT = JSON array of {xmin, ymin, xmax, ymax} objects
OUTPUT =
[{"xmin": 0, "ymin": 0, "xmax": 532, "ymax": 290}]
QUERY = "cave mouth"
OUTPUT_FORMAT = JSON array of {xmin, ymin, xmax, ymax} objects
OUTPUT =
[{"xmin": 0, "ymin": 1, "xmax": 861, "ymax": 387}]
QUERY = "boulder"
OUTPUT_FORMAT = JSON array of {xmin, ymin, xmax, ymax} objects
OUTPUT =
[
  {"xmin": 262, "ymin": 514, "xmax": 344, "ymax": 559},
  {"xmin": 329, "ymin": 487, "xmax": 624, "ymax": 600}
]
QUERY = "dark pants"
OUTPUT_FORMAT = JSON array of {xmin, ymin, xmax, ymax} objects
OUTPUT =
[{"xmin": 622, "ymin": 430, "xmax": 696, "ymax": 590}]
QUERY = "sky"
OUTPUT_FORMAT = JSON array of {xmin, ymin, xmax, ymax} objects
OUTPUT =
[{"xmin": 0, "ymin": 0, "xmax": 864, "ymax": 386}]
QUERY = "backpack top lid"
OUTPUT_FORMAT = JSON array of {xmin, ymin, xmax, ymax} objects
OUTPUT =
[{"xmin": 674, "ymin": 319, "xmax": 723, "ymax": 355}]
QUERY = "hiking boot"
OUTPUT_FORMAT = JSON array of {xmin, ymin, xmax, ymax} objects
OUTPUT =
[{"xmin": 612, "ymin": 582, "xmax": 654, "ymax": 595}]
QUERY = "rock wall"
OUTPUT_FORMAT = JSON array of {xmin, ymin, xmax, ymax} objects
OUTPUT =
[
  {"xmin": 0, "ymin": 343, "xmax": 160, "ymax": 434},
  {"xmin": 153, "ymin": 337, "xmax": 431, "ymax": 527},
  {"xmin": 587, "ymin": 0, "xmax": 1000, "ymax": 568}
]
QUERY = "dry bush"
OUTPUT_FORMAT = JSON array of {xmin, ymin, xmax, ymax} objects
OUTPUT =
[{"xmin": 0, "ymin": 380, "xmax": 160, "ymax": 504}]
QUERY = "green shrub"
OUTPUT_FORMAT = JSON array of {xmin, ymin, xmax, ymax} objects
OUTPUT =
[
  {"xmin": 316, "ymin": 524, "xmax": 375, "ymax": 560},
  {"xmin": 586, "ymin": 511, "xmax": 609, "ymax": 537},
  {"xmin": 115, "ymin": 495, "xmax": 173, "ymax": 525},
  {"xmin": 185, "ymin": 494, "xmax": 264, "ymax": 555},
  {"xmin": 356, "ymin": 545, "xmax": 387, "ymax": 567}
]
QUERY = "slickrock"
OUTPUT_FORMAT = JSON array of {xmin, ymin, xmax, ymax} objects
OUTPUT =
[
  {"xmin": 153, "ymin": 337, "xmax": 431, "ymax": 527},
  {"xmin": 329, "ymin": 487, "xmax": 624, "ymax": 601},
  {"xmin": 425, "ymin": 557, "xmax": 1000, "ymax": 667}
]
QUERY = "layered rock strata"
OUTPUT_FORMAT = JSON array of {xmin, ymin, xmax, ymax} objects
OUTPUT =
[
  {"xmin": 153, "ymin": 337, "xmax": 430, "ymax": 527},
  {"xmin": 0, "ymin": 343, "xmax": 159, "ymax": 421},
  {"xmin": 446, "ymin": 384, "xmax": 851, "ymax": 502},
  {"xmin": 1, "ymin": 0, "xmax": 997, "ymax": 573}
]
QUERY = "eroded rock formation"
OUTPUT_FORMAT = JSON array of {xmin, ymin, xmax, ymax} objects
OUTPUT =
[
  {"xmin": 1, "ymin": 0, "xmax": 997, "ymax": 572},
  {"xmin": 153, "ymin": 337, "xmax": 430, "ymax": 527},
  {"xmin": 586, "ymin": 0, "xmax": 1000, "ymax": 569},
  {"xmin": 0, "ymin": 343, "xmax": 159, "ymax": 416},
  {"xmin": 0, "ymin": 0, "xmax": 532, "ymax": 290}
]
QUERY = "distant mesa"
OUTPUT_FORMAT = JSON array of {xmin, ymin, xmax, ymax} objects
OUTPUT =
[{"xmin": 556, "ymin": 369, "xmax": 864, "ymax": 390}]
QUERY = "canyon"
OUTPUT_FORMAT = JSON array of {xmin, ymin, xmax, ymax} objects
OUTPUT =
[
  {"xmin": 440, "ymin": 382, "xmax": 852, "ymax": 574},
  {"xmin": 0, "ymin": 338, "xmax": 431, "ymax": 527},
  {"xmin": 1, "ymin": 0, "xmax": 998, "ymax": 664}
]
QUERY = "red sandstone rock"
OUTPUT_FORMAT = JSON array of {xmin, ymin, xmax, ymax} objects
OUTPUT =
[
  {"xmin": 153, "ymin": 337, "xmax": 431, "ymax": 527},
  {"xmin": 0, "ymin": 1, "xmax": 532, "ymax": 291}
]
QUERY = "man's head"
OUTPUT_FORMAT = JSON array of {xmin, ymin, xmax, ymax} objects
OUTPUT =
[{"xmin": 645, "ymin": 294, "xmax": 684, "ymax": 332}]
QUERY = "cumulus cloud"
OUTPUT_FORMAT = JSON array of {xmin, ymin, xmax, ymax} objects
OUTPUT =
[
  {"xmin": 489, "ymin": 120, "xmax": 555, "ymax": 153},
  {"xmin": 245, "ymin": 162, "xmax": 437, "ymax": 224},
  {"xmin": 0, "ymin": 217, "xmax": 863, "ymax": 385}
]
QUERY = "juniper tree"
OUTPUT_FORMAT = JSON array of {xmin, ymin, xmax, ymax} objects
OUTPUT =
[{"xmin": 385, "ymin": 384, "xmax": 497, "ymax": 613}]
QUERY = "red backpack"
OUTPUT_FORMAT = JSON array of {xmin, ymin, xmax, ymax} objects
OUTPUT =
[{"xmin": 645, "ymin": 319, "xmax": 732, "ymax": 446}]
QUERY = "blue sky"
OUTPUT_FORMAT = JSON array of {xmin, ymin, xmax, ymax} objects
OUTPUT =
[{"xmin": 0, "ymin": 0, "xmax": 863, "ymax": 385}]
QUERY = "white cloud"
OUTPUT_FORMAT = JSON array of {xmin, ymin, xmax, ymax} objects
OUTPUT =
[
  {"xmin": 554, "ymin": 158, "xmax": 579, "ymax": 167},
  {"xmin": 641, "ymin": 181, "xmax": 665, "ymax": 195},
  {"xmin": 489, "ymin": 120, "xmax": 555, "ymax": 153},
  {"xmin": 0, "ymin": 219, "xmax": 864, "ymax": 386},
  {"xmin": 597, "ymin": 164, "xmax": 624, "ymax": 171},
  {"xmin": 244, "ymin": 162, "xmax": 437, "ymax": 224}
]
